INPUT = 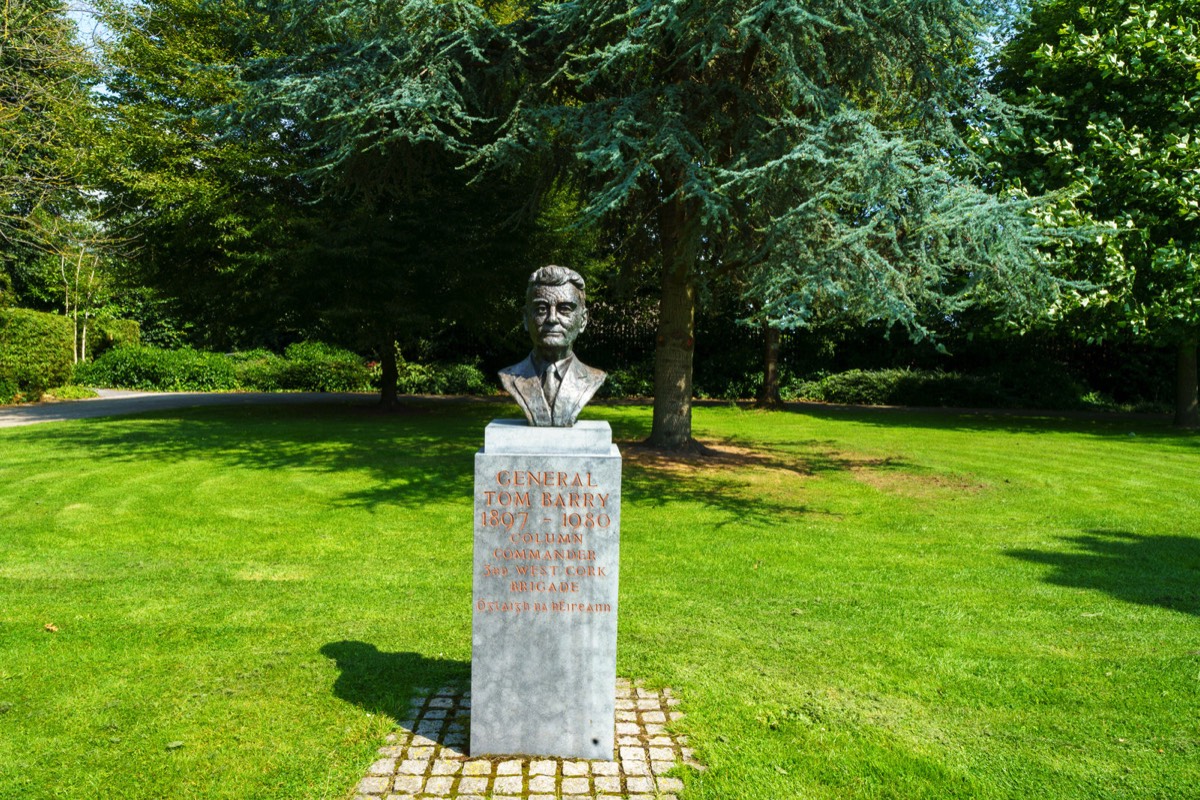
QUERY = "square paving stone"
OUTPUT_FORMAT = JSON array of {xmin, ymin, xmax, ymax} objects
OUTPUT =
[
  {"xmin": 355, "ymin": 776, "xmax": 389, "ymax": 794},
  {"xmin": 649, "ymin": 746, "xmax": 674, "ymax": 761},
  {"xmin": 368, "ymin": 758, "xmax": 395, "ymax": 775},
  {"xmin": 563, "ymin": 761, "xmax": 588, "ymax": 776},
  {"xmin": 497, "ymin": 760, "xmax": 523, "ymax": 775},
  {"xmin": 430, "ymin": 760, "xmax": 458, "ymax": 775},
  {"xmin": 623, "ymin": 760, "xmax": 649, "ymax": 776},
  {"xmin": 458, "ymin": 777, "xmax": 488, "ymax": 793},
  {"xmin": 397, "ymin": 760, "xmax": 427, "ymax": 775},
  {"xmin": 620, "ymin": 746, "xmax": 647, "ymax": 761},
  {"xmin": 642, "ymin": 711, "xmax": 667, "ymax": 723},
  {"xmin": 528, "ymin": 775, "xmax": 555, "ymax": 792},
  {"xmin": 423, "ymin": 776, "xmax": 453, "ymax": 795},
  {"xmin": 652, "ymin": 760, "xmax": 675, "ymax": 774},
  {"xmin": 626, "ymin": 776, "xmax": 655, "ymax": 793},
  {"xmin": 408, "ymin": 746, "xmax": 434, "ymax": 759},
  {"xmin": 493, "ymin": 775, "xmax": 523, "ymax": 794},
  {"xmin": 392, "ymin": 776, "xmax": 423, "ymax": 794},
  {"xmin": 529, "ymin": 759, "xmax": 557, "ymax": 775},
  {"xmin": 591, "ymin": 761, "xmax": 619, "ymax": 776},
  {"xmin": 594, "ymin": 776, "xmax": 621, "ymax": 793},
  {"xmin": 462, "ymin": 760, "xmax": 492, "ymax": 776},
  {"xmin": 561, "ymin": 777, "xmax": 589, "ymax": 793}
]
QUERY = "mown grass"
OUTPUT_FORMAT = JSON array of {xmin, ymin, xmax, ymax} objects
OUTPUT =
[{"xmin": 0, "ymin": 400, "xmax": 1197, "ymax": 799}]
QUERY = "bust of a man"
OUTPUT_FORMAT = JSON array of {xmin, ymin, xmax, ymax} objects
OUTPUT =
[{"xmin": 499, "ymin": 265, "xmax": 606, "ymax": 427}]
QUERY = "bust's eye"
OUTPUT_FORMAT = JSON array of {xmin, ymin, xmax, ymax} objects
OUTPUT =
[{"xmin": 558, "ymin": 303, "xmax": 576, "ymax": 314}]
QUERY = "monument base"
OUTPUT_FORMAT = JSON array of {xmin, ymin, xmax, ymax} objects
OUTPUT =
[{"xmin": 470, "ymin": 420, "xmax": 622, "ymax": 759}]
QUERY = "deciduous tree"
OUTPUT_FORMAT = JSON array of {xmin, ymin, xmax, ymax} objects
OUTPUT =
[{"xmin": 992, "ymin": 0, "xmax": 1200, "ymax": 427}]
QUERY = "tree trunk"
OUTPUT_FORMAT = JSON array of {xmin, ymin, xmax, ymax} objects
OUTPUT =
[
  {"xmin": 1174, "ymin": 335, "xmax": 1199, "ymax": 429},
  {"xmin": 757, "ymin": 320, "xmax": 783, "ymax": 408},
  {"xmin": 648, "ymin": 188, "xmax": 699, "ymax": 450},
  {"xmin": 379, "ymin": 336, "xmax": 400, "ymax": 409}
]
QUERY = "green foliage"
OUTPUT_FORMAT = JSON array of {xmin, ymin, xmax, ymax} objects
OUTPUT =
[
  {"xmin": 89, "ymin": 317, "xmax": 141, "ymax": 359},
  {"xmin": 394, "ymin": 358, "xmax": 492, "ymax": 396},
  {"xmin": 75, "ymin": 345, "xmax": 239, "ymax": 391},
  {"xmin": 229, "ymin": 348, "xmax": 289, "ymax": 391},
  {"xmin": 278, "ymin": 342, "xmax": 372, "ymax": 392},
  {"xmin": 76, "ymin": 343, "xmax": 375, "ymax": 393},
  {"xmin": 0, "ymin": 307, "xmax": 74, "ymax": 401},
  {"xmin": 991, "ymin": 0, "xmax": 1200, "ymax": 420},
  {"xmin": 599, "ymin": 364, "xmax": 655, "ymax": 399},
  {"xmin": 0, "ymin": 0, "xmax": 99, "ymax": 252},
  {"xmin": 42, "ymin": 384, "xmax": 99, "ymax": 400},
  {"xmin": 791, "ymin": 366, "xmax": 1089, "ymax": 410}
]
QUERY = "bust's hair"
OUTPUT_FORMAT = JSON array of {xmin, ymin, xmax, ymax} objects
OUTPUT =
[{"xmin": 526, "ymin": 265, "xmax": 586, "ymax": 304}]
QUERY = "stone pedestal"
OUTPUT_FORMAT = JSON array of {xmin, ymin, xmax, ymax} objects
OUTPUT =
[{"xmin": 471, "ymin": 420, "xmax": 621, "ymax": 759}]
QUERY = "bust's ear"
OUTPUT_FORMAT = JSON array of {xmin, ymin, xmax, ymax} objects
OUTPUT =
[{"xmin": 579, "ymin": 308, "xmax": 588, "ymax": 332}]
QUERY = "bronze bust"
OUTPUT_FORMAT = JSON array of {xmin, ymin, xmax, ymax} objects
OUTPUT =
[{"xmin": 499, "ymin": 266, "xmax": 606, "ymax": 427}]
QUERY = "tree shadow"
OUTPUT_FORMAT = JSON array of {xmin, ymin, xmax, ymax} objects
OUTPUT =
[
  {"xmin": 1006, "ymin": 530, "xmax": 1200, "ymax": 616},
  {"xmin": 619, "ymin": 436, "xmax": 920, "ymax": 525},
  {"xmin": 320, "ymin": 640, "xmax": 470, "ymax": 722},
  {"xmin": 5, "ymin": 402, "xmax": 503, "ymax": 510}
]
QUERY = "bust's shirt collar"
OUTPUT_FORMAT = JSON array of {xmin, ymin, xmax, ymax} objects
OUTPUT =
[{"xmin": 531, "ymin": 352, "xmax": 573, "ymax": 378}]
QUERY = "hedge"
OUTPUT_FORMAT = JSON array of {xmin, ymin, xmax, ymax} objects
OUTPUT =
[{"xmin": 0, "ymin": 308, "xmax": 74, "ymax": 402}]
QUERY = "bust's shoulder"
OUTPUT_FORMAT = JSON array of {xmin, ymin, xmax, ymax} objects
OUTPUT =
[
  {"xmin": 499, "ymin": 355, "xmax": 537, "ymax": 379},
  {"xmin": 570, "ymin": 358, "xmax": 606, "ymax": 385}
]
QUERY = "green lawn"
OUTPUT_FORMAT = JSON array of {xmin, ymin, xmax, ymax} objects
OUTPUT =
[{"xmin": 1, "ymin": 400, "xmax": 1197, "ymax": 799}]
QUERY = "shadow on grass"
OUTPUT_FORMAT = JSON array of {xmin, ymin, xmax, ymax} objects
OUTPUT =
[
  {"xmin": 620, "ymin": 437, "xmax": 910, "ymax": 524},
  {"xmin": 320, "ymin": 640, "xmax": 470, "ymax": 721},
  {"xmin": 1006, "ymin": 530, "xmax": 1200, "ymax": 616},
  {"xmin": 5, "ymin": 402, "xmax": 508, "ymax": 510}
]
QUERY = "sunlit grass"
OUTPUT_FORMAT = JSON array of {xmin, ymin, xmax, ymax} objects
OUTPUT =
[{"xmin": 1, "ymin": 401, "xmax": 1197, "ymax": 799}]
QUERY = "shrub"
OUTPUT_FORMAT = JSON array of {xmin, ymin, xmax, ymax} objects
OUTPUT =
[
  {"xmin": 231, "ymin": 349, "xmax": 289, "ymax": 391},
  {"xmin": 788, "ymin": 366, "xmax": 1091, "ymax": 410},
  {"xmin": 88, "ymin": 318, "xmax": 141, "ymax": 359},
  {"xmin": 599, "ymin": 363, "xmax": 654, "ymax": 398},
  {"xmin": 394, "ymin": 358, "xmax": 493, "ymax": 395},
  {"xmin": 75, "ymin": 346, "xmax": 238, "ymax": 391},
  {"xmin": 42, "ymin": 385, "xmax": 99, "ymax": 400},
  {"xmin": 278, "ymin": 341, "xmax": 371, "ymax": 392},
  {"xmin": 0, "ymin": 308, "xmax": 74, "ymax": 401}
]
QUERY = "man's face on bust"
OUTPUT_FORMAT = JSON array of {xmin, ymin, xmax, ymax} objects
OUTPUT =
[{"xmin": 525, "ymin": 282, "xmax": 587, "ymax": 360}]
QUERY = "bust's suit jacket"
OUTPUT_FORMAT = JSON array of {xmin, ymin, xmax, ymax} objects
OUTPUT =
[{"xmin": 498, "ymin": 354, "xmax": 606, "ymax": 427}]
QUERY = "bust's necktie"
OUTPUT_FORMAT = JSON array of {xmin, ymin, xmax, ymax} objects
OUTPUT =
[{"xmin": 541, "ymin": 362, "xmax": 561, "ymax": 410}]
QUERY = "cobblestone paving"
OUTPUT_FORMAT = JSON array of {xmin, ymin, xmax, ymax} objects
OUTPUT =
[{"xmin": 353, "ymin": 678, "xmax": 700, "ymax": 800}]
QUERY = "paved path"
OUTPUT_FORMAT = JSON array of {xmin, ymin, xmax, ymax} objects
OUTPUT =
[
  {"xmin": 0, "ymin": 389, "xmax": 376, "ymax": 428},
  {"xmin": 353, "ymin": 680, "xmax": 698, "ymax": 800}
]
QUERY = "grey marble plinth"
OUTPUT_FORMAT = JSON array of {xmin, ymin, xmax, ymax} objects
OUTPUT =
[{"xmin": 471, "ymin": 420, "xmax": 622, "ymax": 759}]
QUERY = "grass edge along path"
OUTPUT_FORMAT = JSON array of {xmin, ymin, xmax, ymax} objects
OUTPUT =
[{"xmin": 0, "ymin": 400, "xmax": 1197, "ymax": 799}]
